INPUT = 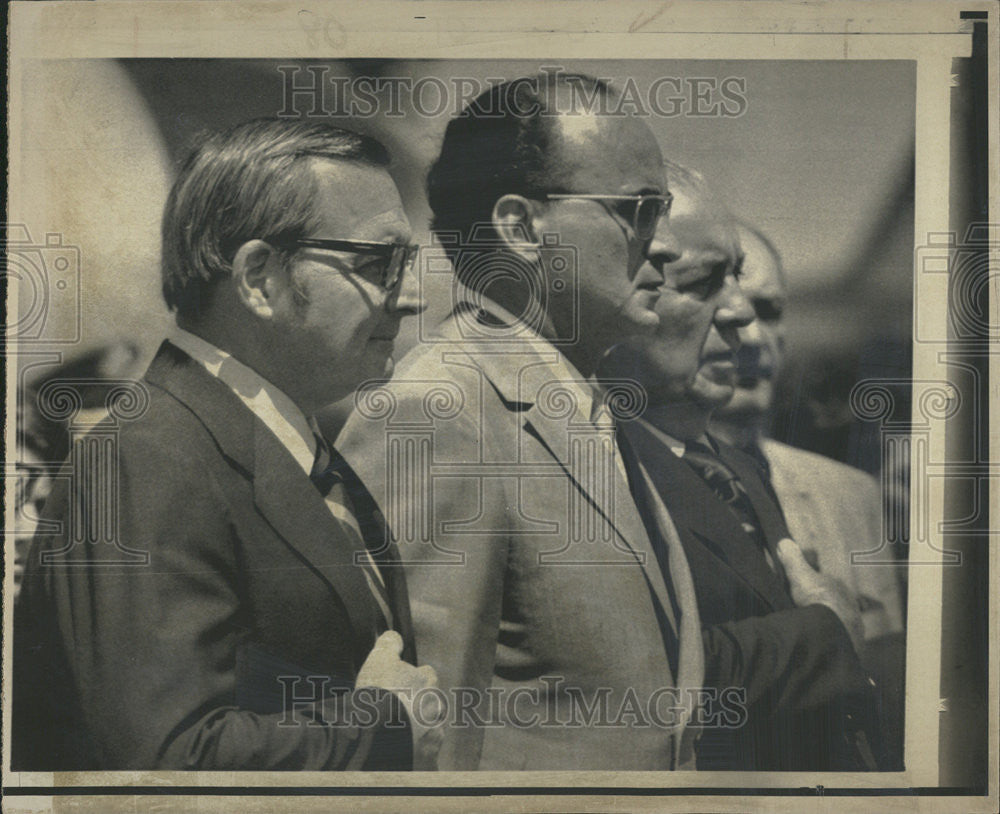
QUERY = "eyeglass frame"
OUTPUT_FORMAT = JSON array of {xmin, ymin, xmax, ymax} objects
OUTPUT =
[
  {"xmin": 272, "ymin": 237, "xmax": 419, "ymax": 291},
  {"xmin": 540, "ymin": 192, "xmax": 673, "ymax": 242}
]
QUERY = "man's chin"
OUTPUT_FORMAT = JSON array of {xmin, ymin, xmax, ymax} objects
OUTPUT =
[
  {"xmin": 619, "ymin": 301, "xmax": 661, "ymax": 335},
  {"xmin": 724, "ymin": 384, "xmax": 773, "ymax": 418},
  {"xmin": 360, "ymin": 354, "xmax": 396, "ymax": 386},
  {"xmin": 381, "ymin": 356, "xmax": 396, "ymax": 380},
  {"xmin": 359, "ymin": 344, "xmax": 397, "ymax": 381},
  {"xmin": 692, "ymin": 377, "xmax": 737, "ymax": 415}
]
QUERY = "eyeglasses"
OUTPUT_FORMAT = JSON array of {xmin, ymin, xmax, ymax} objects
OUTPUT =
[
  {"xmin": 276, "ymin": 238, "xmax": 419, "ymax": 291},
  {"xmin": 542, "ymin": 193, "xmax": 673, "ymax": 242}
]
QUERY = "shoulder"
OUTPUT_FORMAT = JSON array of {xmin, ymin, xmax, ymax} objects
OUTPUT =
[
  {"xmin": 115, "ymin": 378, "xmax": 228, "ymax": 471},
  {"xmin": 339, "ymin": 340, "xmax": 524, "ymax": 482},
  {"xmin": 27, "ymin": 379, "xmax": 242, "ymax": 572},
  {"xmin": 73, "ymin": 377, "xmax": 249, "ymax": 525},
  {"xmin": 343, "ymin": 341, "xmax": 505, "ymax": 434},
  {"xmin": 761, "ymin": 439, "xmax": 878, "ymax": 493},
  {"xmin": 391, "ymin": 336, "xmax": 499, "ymax": 389}
]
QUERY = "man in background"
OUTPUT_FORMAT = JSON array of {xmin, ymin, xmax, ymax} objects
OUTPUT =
[
  {"xmin": 12, "ymin": 341, "xmax": 144, "ymax": 599},
  {"xmin": 339, "ymin": 73, "xmax": 705, "ymax": 770},
  {"xmin": 711, "ymin": 220, "xmax": 905, "ymax": 766},
  {"xmin": 14, "ymin": 118, "xmax": 440, "ymax": 771},
  {"xmin": 602, "ymin": 162, "xmax": 883, "ymax": 770}
]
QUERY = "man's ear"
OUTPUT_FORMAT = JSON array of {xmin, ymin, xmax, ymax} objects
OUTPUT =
[
  {"xmin": 232, "ymin": 239, "xmax": 283, "ymax": 319},
  {"xmin": 492, "ymin": 195, "xmax": 541, "ymax": 263}
]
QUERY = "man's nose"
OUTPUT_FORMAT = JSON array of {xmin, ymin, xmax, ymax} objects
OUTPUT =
[
  {"xmin": 739, "ymin": 312, "xmax": 764, "ymax": 346},
  {"xmin": 388, "ymin": 255, "xmax": 428, "ymax": 316},
  {"xmin": 717, "ymin": 275, "xmax": 755, "ymax": 329},
  {"xmin": 646, "ymin": 225, "xmax": 682, "ymax": 268}
]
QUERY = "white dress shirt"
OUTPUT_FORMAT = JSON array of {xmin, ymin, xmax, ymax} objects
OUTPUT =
[{"xmin": 171, "ymin": 328, "xmax": 316, "ymax": 472}]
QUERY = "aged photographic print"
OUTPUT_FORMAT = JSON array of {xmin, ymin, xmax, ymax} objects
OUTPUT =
[{"xmin": 2, "ymin": 2, "xmax": 996, "ymax": 812}]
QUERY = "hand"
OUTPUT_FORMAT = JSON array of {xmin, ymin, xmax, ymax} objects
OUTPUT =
[
  {"xmin": 355, "ymin": 631, "xmax": 444, "ymax": 770},
  {"xmin": 777, "ymin": 537, "xmax": 864, "ymax": 654}
]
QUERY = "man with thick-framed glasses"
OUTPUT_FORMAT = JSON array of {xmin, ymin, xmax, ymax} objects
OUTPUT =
[
  {"xmin": 13, "ymin": 117, "xmax": 442, "ymax": 771},
  {"xmin": 270, "ymin": 237, "xmax": 420, "ymax": 293},
  {"xmin": 338, "ymin": 72, "xmax": 705, "ymax": 771}
]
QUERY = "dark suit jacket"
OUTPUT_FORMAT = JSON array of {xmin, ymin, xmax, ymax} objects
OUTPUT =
[
  {"xmin": 618, "ymin": 419, "xmax": 879, "ymax": 771},
  {"xmin": 12, "ymin": 341, "xmax": 416, "ymax": 771}
]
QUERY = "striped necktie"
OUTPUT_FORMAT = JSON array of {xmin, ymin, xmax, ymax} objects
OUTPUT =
[
  {"xmin": 311, "ymin": 433, "xmax": 395, "ymax": 632},
  {"xmin": 682, "ymin": 440, "xmax": 775, "ymax": 571}
]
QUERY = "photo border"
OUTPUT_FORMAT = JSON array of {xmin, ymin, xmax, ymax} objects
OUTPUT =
[{"xmin": 3, "ymin": 2, "xmax": 997, "ymax": 812}]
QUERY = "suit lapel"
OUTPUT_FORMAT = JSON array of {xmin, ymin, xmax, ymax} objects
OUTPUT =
[
  {"xmin": 437, "ymin": 310, "xmax": 638, "ymax": 544},
  {"xmin": 621, "ymin": 444, "xmax": 706, "ymax": 768},
  {"xmin": 438, "ymin": 310, "xmax": 680, "ymax": 632},
  {"xmin": 377, "ymin": 536, "xmax": 416, "ymax": 664},
  {"xmin": 465, "ymin": 331, "xmax": 650, "ymax": 553},
  {"xmin": 621, "ymin": 419, "xmax": 789, "ymax": 611},
  {"xmin": 521, "ymin": 404, "xmax": 659, "ymax": 565},
  {"xmin": 146, "ymin": 341, "xmax": 379, "ymax": 650},
  {"xmin": 252, "ymin": 425, "xmax": 380, "ymax": 647}
]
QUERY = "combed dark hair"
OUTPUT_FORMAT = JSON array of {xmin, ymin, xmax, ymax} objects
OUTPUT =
[
  {"xmin": 426, "ymin": 73, "xmax": 615, "ymax": 281},
  {"xmin": 161, "ymin": 117, "xmax": 390, "ymax": 319}
]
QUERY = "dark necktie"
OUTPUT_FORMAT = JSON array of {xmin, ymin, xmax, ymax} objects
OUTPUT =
[
  {"xmin": 682, "ymin": 440, "xmax": 775, "ymax": 570},
  {"xmin": 743, "ymin": 441, "xmax": 772, "ymax": 483},
  {"xmin": 311, "ymin": 433, "xmax": 395, "ymax": 632}
]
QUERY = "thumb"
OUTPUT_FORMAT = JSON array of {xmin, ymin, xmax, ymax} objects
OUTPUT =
[{"xmin": 372, "ymin": 630, "xmax": 404, "ymax": 657}]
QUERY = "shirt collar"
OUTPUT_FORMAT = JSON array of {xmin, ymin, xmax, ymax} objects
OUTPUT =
[{"xmin": 171, "ymin": 328, "xmax": 318, "ymax": 476}]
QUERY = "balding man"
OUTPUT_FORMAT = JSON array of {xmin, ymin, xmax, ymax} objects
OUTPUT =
[
  {"xmin": 339, "ymin": 73, "xmax": 704, "ymax": 771},
  {"xmin": 602, "ymin": 162, "xmax": 883, "ymax": 771}
]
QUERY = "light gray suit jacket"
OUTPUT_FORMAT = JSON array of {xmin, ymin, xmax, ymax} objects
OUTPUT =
[
  {"xmin": 337, "ymin": 303, "xmax": 704, "ymax": 770},
  {"xmin": 761, "ymin": 438, "xmax": 904, "ymax": 640}
]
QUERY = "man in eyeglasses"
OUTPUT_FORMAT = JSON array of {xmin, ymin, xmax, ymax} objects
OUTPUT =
[
  {"xmin": 600, "ymin": 162, "xmax": 884, "ymax": 770},
  {"xmin": 13, "ymin": 118, "xmax": 442, "ymax": 771},
  {"xmin": 337, "ymin": 73, "xmax": 704, "ymax": 770}
]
